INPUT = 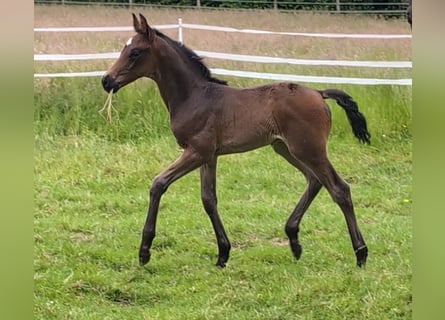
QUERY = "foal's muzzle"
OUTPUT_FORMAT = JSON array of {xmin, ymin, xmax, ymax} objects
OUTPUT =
[{"xmin": 101, "ymin": 74, "xmax": 121, "ymax": 93}]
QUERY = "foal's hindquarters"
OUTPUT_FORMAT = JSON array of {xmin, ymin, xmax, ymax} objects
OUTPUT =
[{"xmin": 267, "ymin": 84, "xmax": 368, "ymax": 267}]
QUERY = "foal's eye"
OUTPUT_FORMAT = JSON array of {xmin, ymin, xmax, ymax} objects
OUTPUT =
[{"xmin": 129, "ymin": 49, "xmax": 141, "ymax": 59}]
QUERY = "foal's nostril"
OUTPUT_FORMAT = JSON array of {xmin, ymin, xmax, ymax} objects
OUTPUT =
[
  {"xmin": 101, "ymin": 74, "xmax": 121, "ymax": 93},
  {"xmin": 101, "ymin": 74, "xmax": 111, "ymax": 92}
]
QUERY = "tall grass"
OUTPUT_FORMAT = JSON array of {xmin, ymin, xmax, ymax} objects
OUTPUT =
[
  {"xmin": 34, "ymin": 78, "xmax": 170, "ymax": 141},
  {"xmin": 34, "ymin": 76, "xmax": 411, "ymax": 148}
]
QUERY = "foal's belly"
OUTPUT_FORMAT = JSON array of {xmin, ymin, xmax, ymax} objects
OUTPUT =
[{"xmin": 215, "ymin": 125, "xmax": 278, "ymax": 155}]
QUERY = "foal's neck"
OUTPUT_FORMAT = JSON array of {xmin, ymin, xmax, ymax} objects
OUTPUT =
[{"xmin": 152, "ymin": 47, "xmax": 204, "ymax": 114}]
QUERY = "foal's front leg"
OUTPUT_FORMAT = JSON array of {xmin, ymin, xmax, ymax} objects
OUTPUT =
[
  {"xmin": 200, "ymin": 158, "xmax": 231, "ymax": 267},
  {"xmin": 139, "ymin": 149, "xmax": 205, "ymax": 266}
]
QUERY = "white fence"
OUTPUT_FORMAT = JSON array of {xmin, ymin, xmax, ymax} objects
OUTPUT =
[{"xmin": 34, "ymin": 20, "xmax": 412, "ymax": 86}]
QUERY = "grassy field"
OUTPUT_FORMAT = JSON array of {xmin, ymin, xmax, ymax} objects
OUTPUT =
[{"xmin": 34, "ymin": 4, "xmax": 412, "ymax": 319}]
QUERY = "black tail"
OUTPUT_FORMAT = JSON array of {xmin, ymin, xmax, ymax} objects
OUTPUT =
[{"xmin": 319, "ymin": 89, "xmax": 371, "ymax": 144}]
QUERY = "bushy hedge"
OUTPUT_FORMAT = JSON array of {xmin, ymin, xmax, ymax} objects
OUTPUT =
[{"xmin": 39, "ymin": 0, "xmax": 410, "ymax": 12}]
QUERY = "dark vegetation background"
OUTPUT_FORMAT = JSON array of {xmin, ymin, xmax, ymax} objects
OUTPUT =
[{"xmin": 34, "ymin": 0, "xmax": 411, "ymax": 14}]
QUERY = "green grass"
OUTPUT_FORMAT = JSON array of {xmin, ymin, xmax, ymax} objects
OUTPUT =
[
  {"xmin": 34, "ymin": 132, "xmax": 411, "ymax": 319},
  {"xmin": 34, "ymin": 46, "xmax": 412, "ymax": 320},
  {"xmin": 34, "ymin": 5, "xmax": 411, "ymax": 319}
]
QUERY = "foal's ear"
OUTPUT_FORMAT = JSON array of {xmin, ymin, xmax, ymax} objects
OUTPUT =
[
  {"xmin": 132, "ymin": 13, "xmax": 155, "ymax": 42},
  {"xmin": 139, "ymin": 13, "xmax": 155, "ymax": 42},
  {"xmin": 132, "ymin": 13, "xmax": 140, "ymax": 33}
]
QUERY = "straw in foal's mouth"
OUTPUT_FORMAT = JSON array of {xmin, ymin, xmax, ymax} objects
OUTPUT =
[{"xmin": 99, "ymin": 89, "xmax": 115, "ymax": 123}]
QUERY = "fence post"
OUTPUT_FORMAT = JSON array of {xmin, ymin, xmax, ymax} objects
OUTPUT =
[
  {"xmin": 336, "ymin": 0, "xmax": 340, "ymax": 12},
  {"xmin": 178, "ymin": 18, "xmax": 183, "ymax": 43},
  {"xmin": 274, "ymin": 0, "xmax": 277, "ymax": 10},
  {"xmin": 197, "ymin": 0, "xmax": 201, "ymax": 7}
]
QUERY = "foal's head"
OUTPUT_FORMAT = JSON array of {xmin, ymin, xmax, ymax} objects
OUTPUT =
[
  {"xmin": 102, "ymin": 13, "xmax": 159, "ymax": 93},
  {"xmin": 102, "ymin": 13, "xmax": 227, "ymax": 93}
]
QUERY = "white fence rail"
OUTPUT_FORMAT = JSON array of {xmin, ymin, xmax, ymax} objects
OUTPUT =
[
  {"xmin": 35, "ymin": 52, "xmax": 412, "ymax": 69},
  {"xmin": 34, "ymin": 20, "xmax": 412, "ymax": 86},
  {"xmin": 33, "ymin": 23, "xmax": 412, "ymax": 39},
  {"xmin": 33, "ymin": 69, "xmax": 411, "ymax": 86}
]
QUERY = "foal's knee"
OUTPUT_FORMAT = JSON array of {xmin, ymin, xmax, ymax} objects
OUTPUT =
[{"xmin": 149, "ymin": 176, "xmax": 168, "ymax": 197}]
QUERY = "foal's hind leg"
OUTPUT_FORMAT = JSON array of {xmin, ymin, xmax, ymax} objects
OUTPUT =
[
  {"xmin": 272, "ymin": 140, "xmax": 322, "ymax": 261},
  {"xmin": 303, "ymin": 157, "xmax": 368, "ymax": 267},
  {"xmin": 200, "ymin": 157, "xmax": 231, "ymax": 267}
]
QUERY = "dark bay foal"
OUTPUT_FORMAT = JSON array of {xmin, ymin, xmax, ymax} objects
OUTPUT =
[{"xmin": 102, "ymin": 14, "xmax": 370, "ymax": 268}]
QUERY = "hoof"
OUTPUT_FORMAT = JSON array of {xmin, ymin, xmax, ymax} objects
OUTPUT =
[
  {"xmin": 291, "ymin": 243, "xmax": 302, "ymax": 260},
  {"xmin": 355, "ymin": 245, "xmax": 368, "ymax": 268},
  {"xmin": 215, "ymin": 254, "xmax": 229, "ymax": 268},
  {"xmin": 215, "ymin": 260, "xmax": 226, "ymax": 268},
  {"xmin": 139, "ymin": 251, "xmax": 151, "ymax": 266}
]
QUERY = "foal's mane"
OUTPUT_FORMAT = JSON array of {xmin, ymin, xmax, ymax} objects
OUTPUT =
[{"xmin": 154, "ymin": 30, "xmax": 228, "ymax": 85}]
